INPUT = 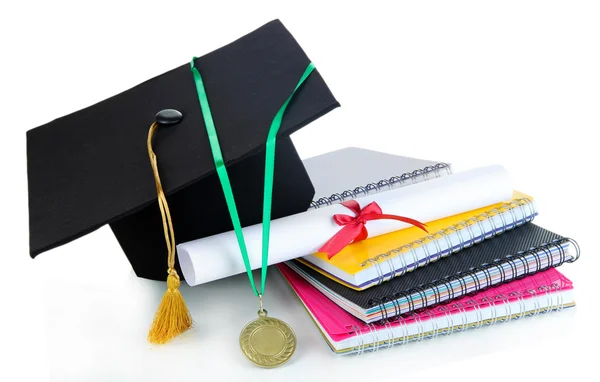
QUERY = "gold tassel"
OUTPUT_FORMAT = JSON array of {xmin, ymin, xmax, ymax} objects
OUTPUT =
[
  {"xmin": 147, "ymin": 121, "xmax": 192, "ymax": 344},
  {"xmin": 148, "ymin": 269, "xmax": 193, "ymax": 344}
]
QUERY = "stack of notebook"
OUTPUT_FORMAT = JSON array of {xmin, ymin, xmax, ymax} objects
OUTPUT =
[{"xmin": 278, "ymin": 148, "xmax": 580, "ymax": 355}]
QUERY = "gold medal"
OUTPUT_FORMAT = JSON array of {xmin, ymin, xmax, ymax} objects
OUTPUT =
[
  {"xmin": 193, "ymin": 61, "xmax": 315, "ymax": 367},
  {"xmin": 239, "ymin": 305, "xmax": 296, "ymax": 368}
]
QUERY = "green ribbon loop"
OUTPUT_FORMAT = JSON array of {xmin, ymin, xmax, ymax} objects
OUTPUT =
[{"xmin": 190, "ymin": 58, "xmax": 315, "ymax": 296}]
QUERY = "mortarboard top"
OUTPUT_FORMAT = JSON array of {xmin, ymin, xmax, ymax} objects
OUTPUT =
[{"xmin": 27, "ymin": 19, "xmax": 340, "ymax": 281}]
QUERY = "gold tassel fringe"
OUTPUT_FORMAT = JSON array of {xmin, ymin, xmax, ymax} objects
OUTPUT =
[{"xmin": 148, "ymin": 269, "xmax": 192, "ymax": 344}]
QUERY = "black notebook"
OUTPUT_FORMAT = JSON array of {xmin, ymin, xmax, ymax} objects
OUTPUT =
[{"xmin": 287, "ymin": 223, "xmax": 579, "ymax": 323}]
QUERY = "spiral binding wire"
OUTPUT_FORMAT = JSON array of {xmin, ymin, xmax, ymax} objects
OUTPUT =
[
  {"xmin": 348, "ymin": 280, "xmax": 567, "ymax": 354},
  {"xmin": 360, "ymin": 197, "xmax": 537, "ymax": 285},
  {"xmin": 308, "ymin": 163, "xmax": 452, "ymax": 210},
  {"xmin": 365, "ymin": 237, "xmax": 579, "ymax": 323}
]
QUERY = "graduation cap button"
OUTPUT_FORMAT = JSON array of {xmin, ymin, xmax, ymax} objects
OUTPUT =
[{"xmin": 155, "ymin": 109, "xmax": 183, "ymax": 125}]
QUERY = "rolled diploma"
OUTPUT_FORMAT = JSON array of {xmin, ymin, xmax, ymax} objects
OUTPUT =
[{"xmin": 178, "ymin": 165, "xmax": 512, "ymax": 286}]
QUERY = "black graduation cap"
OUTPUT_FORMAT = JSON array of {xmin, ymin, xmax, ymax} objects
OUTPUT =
[{"xmin": 26, "ymin": 20, "xmax": 340, "ymax": 281}]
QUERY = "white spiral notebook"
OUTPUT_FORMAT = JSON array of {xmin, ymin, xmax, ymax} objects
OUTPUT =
[{"xmin": 303, "ymin": 147, "xmax": 452, "ymax": 209}]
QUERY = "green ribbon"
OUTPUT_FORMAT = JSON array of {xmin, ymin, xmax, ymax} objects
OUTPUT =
[{"xmin": 190, "ymin": 58, "xmax": 315, "ymax": 296}]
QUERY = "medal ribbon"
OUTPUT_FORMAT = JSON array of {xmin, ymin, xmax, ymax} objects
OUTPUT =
[{"xmin": 190, "ymin": 58, "xmax": 315, "ymax": 297}]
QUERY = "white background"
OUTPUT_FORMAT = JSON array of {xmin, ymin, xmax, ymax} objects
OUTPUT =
[{"xmin": 1, "ymin": 1, "xmax": 599, "ymax": 381}]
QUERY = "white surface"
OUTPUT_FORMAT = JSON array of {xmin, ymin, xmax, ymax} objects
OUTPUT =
[
  {"xmin": 178, "ymin": 166, "xmax": 511, "ymax": 285},
  {"xmin": 2, "ymin": 1, "xmax": 599, "ymax": 381}
]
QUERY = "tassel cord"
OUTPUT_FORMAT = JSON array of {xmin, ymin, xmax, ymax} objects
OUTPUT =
[
  {"xmin": 147, "ymin": 122, "xmax": 176, "ymax": 271},
  {"xmin": 146, "ymin": 121, "xmax": 192, "ymax": 344}
]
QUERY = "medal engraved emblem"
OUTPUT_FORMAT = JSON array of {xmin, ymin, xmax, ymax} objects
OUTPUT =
[{"xmin": 239, "ymin": 311, "xmax": 296, "ymax": 368}]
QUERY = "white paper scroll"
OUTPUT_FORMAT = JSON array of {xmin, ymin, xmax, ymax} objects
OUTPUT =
[{"xmin": 178, "ymin": 165, "xmax": 512, "ymax": 286}]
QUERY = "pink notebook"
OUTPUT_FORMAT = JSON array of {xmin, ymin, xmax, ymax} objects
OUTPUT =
[{"xmin": 278, "ymin": 264, "xmax": 575, "ymax": 354}]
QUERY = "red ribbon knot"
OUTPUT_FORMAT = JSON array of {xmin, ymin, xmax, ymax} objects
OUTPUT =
[{"xmin": 318, "ymin": 200, "xmax": 428, "ymax": 259}]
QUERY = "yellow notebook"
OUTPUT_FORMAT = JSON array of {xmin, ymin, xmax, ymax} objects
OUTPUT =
[{"xmin": 299, "ymin": 191, "xmax": 535, "ymax": 290}]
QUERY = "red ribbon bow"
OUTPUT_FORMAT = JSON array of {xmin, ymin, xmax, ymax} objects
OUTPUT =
[{"xmin": 318, "ymin": 200, "xmax": 428, "ymax": 259}]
